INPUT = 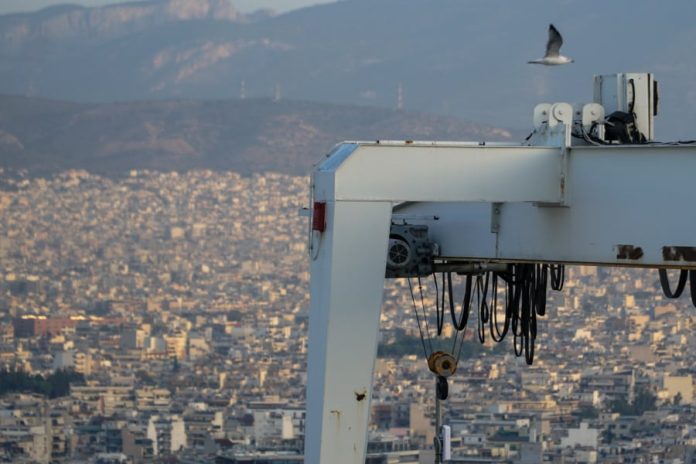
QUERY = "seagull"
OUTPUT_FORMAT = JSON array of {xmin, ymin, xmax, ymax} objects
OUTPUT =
[{"xmin": 528, "ymin": 24, "xmax": 574, "ymax": 65}]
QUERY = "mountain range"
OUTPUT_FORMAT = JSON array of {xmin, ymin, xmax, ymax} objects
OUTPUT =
[
  {"xmin": 0, "ymin": 95, "xmax": 513, "ymax": 176},
  {"xmin": 1, "ymin": 0, "xmax": 695, "ymax": 140}
]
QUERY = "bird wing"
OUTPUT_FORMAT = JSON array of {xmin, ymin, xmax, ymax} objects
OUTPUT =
[{"xmin": 545, "ymin": 24, "xmax": 563, "ymax": 57}]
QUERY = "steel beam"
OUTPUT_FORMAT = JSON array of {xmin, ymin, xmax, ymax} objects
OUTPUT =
[
  {"xmin": 305, "ymin": 200, "xmax": 392, "ymax": 464},
  {"xmin": 393, "ymin": 144, "xmax": 696, "ymax": 268},
  {"xmin": 313, "ymin": 142, "xmax": 566, "ymax": 204}
]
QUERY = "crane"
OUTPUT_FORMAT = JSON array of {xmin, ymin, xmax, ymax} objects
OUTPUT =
[{"xmin": 304, "ymin": 73, "xmax": 689, "ymax": 463}]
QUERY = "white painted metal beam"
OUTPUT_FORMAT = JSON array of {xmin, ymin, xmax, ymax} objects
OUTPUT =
[
  {"xmin": 313, "ymin": 142, "xmax": 566, "ymax": 204},
  {"xmin": 394, "ymin": 144, "xmax": 696, "ymax": 268},
  {"xmin": 305, "ymin": 200, "xmax": 392, "ymax": 464}
]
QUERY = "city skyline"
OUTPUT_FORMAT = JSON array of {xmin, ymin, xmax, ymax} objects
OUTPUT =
[
  {"xmin": 0, "ymin": 0, "xmax": 695, "ymax": 461},
  {"xmin": 0, "ymin": 168, "xmax": 694, "ymax": 462}
]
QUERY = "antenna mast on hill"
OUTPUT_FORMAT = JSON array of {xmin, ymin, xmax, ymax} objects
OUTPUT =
[{"xmin": 274, "ymin": 83, "xmax": 282, "ymax": 102}]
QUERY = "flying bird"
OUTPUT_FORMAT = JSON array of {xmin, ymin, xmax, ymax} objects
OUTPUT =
[{"xmin": 528, "ymin": 24, "xmax": 574, "ymax": 65}]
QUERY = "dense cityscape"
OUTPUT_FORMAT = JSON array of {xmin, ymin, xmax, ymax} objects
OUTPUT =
[{"xmin": 0, "ymin": 169, "xmax": 695, "ymax": 464}]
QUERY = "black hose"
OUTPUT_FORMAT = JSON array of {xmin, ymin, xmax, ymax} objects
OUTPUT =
[
  {"xmin": 489, "ymin": 273, "xmax": 511, "ymax": 342},
  {"xmin": 534, "ymin": 264, "xmax": 548, "ymax": 317},
  {"xmin": 435, "ymin": 273, "xmax": 444, "ymax": 336},
  {"xmin": 437, "ymin": 262, "xmax": 565, "ymax": 366},
  {"xmin": 550, "ymin": 264, "xmax": 565, "ymax": 291},
  {"xmin": 450, "ymin": 274, "xmax": 472, "ymax": 330},
  {"xmin": 476, "ymin": 273, "xmax": 490, "ymax": 343},
  {"xmin": 659, "ymin": 269, "xmax": 688, "ymax": 298}
]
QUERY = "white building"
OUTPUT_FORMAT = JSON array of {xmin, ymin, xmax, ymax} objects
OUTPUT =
[
  {"xmin": 52, "ymin": 350, "xmax": 91, "ymax": 374},
  {"xmin": 561, "ymin": 422, "xmax": 598, "ymax": 449},
  {"xmin": 146, "ymin": 415, "xmax": 186, "ymax": 456}
]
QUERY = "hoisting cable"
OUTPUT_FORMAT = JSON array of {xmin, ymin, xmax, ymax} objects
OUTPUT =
[
  {"xmin": 407, "ymin": 277, "xmax": 432, "ymax": 360},
  {"xmin": 441, "ymin": 270, "xmax": 475, "ymax": 371},
  {"xmin": 451, "ymin": 323, "xmax": 469, "ymax": 373},
  {"xmin": 658, "ymin": 268, "xmax": 688, "ymax": 298},
  {"xmin": 416, "ymin": 276, "xmax": 435, "ymax": 353},
  {"xmin": 443, "ymin": 271, "xmax": 467, "ymax": 364},
  {"xmin": 408, "ymin": 274, "xmax": 463, "ymax": 374}
]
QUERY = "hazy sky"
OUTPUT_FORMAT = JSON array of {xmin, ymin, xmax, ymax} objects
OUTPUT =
[{"xmin": 0, "ymin": 0, "xmax": 335, "ymax": 14}]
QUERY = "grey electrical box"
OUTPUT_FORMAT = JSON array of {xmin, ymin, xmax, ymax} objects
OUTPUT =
[{"xmin": 593, "ymin": 73, "xmax": 658, "ymax": 141}]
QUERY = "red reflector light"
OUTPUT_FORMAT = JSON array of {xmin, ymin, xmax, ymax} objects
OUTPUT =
[{"xmin": 312, "ymin": 202, "xmax": 326, "ymax": 232}]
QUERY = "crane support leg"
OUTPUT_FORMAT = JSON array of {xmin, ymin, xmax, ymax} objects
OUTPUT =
[{"xmin": 305, "ymin": 200, "xmax": 392, "ymax": 464}]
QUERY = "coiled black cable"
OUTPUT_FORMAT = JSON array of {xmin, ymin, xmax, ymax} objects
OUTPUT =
[
  {"xmin": 498, "ymin": 263, "xmax": 554, "ymax": 365},
  {"xmin": 432, "ymin": 263, "xmax": 565, "ymax": 366},
  {"xmin": 450, "ymin": 273, "xmax": 472, "ymax": 331},
  {"xmin": 658, "ymin": 269, "xmax": 688, "ymax": 298},
  {"xmin": 519, "ymin": 264, "xmax": 537, "ymax": 364},
  {"xmin": 435, "ymin": 273, "xmax": 444, "ymax": 336},
  {"xmin": 476, "ymin": 272, "xmax": 490, "ymax": 343},
  {"xmin": 489, "ymin": 272, "xmax": 511, "ymax": 343},
  {"xmin": 550, "ymin": 264, "xmax": 565, "ymax": 291},
  {"xmin": 534, "ymin": 264, "xmax": 548, "ymax": 317}
]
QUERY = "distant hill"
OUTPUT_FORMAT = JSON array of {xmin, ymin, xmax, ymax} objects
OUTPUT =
[
  {"xmin": 1, "ymin": 0, "xmax": 695, "ymax": 139},
  {"xmin": 0, "ymin": 95, "xmax": 514, "ymax": 176}
]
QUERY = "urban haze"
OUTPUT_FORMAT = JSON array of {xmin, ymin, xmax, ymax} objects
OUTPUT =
[{"xmin": 0, "ymin": 1, "xmax": 695, "ymax": 463}]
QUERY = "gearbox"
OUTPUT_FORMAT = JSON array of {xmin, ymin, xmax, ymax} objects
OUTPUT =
[{"xmin": 385, "ymin": 224, "xmax": 435, "ymax": 278}]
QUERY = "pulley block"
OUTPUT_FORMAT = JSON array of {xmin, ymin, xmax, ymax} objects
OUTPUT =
[{"xmin": 427, "ymin": 351, "xmax": 457, "ymax": 378}]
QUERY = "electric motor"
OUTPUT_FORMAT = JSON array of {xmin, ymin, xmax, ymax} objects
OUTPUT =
[{"xmin": 385, "ymin": 224, "xmax": 435, "ymax": 278}]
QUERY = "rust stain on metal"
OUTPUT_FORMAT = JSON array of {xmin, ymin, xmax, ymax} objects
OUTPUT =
[
  {"xmin": 663, "ymin": 246, "xmax": 696, "ymax": 262},
  {"xmin": 330, "ymin": 409, "xmax": 341, "ymax": 428},
  {"xmin": 616, "ymin": 244, "xmax": 644, "ymax": 260},
  {"xmin": 405, "ymin": 140, "xmax": 413, "ymax": 144},
  {"xmin": 354, "ymin": 387, "xmax": 367, "ymax": 402}
]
